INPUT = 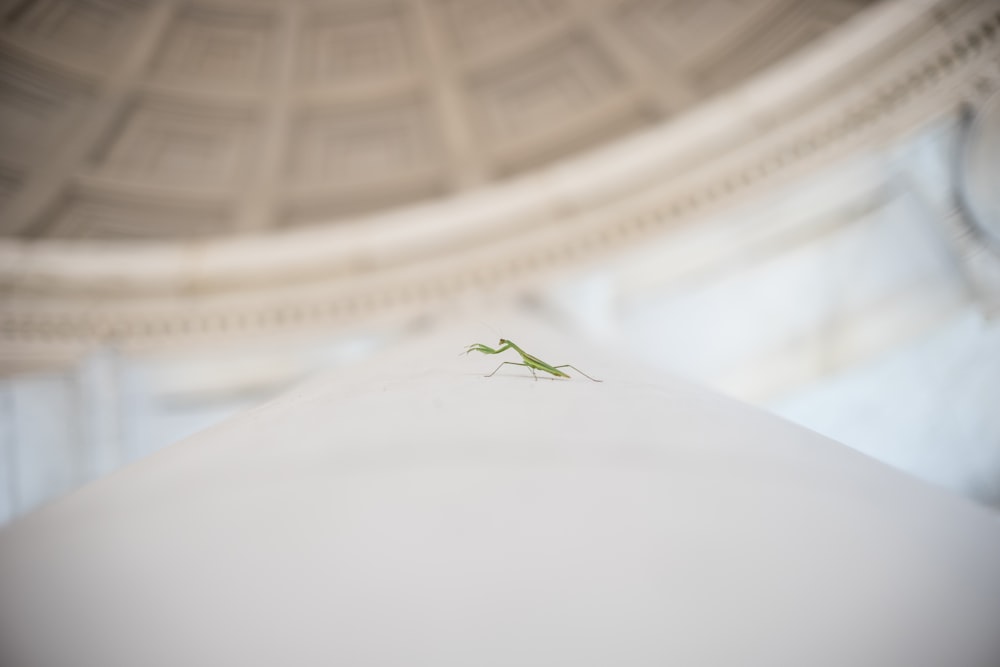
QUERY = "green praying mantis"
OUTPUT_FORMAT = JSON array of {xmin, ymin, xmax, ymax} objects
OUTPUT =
[{"xmin": 464, "ymin": 338, "xmax": 602, "ymax": 382}]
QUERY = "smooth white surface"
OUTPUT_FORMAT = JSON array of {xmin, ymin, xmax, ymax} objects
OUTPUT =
[{"xmin": 1, "ymin": 332, "xmax": 999, "ymax": 667}]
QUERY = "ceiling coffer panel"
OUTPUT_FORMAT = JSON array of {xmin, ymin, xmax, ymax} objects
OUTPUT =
[
  {"xmin": 435, "ymin": 0, "xmax": 565, "ymax": 59},
  {"xmin": 296, "ymin": 1, "xmax": 416, "ymax": 87},
  {"xmin": 148, "ymin": 6, "xmax": 277, "ymax": 87},
  {"xmin": 1, "ymin": 0, "xmax": 147, "ymax": 66},
  {"xmin": 93, "ymin": 97, "xmax": 258, "ymax": 190},
  {"xmin": 0, "ymin": 55, "xmax": 92, "ymax": 167},
  {"xmin": 0, "ymin": 165, "xmax": 23, "ymax": 220},
  {"xmin": 284, "ymin": 95, "xmax": 443, "ymax": 189},
  {"xmin": 43, "ymin": 190, "xmax": 232, "ymax": 239},
  {"xmin": 467, "ymin": 33, "xmax": 651, "ymax": 172}
]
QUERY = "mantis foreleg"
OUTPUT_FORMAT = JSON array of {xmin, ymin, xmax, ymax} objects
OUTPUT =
[{"xmin": 465, "ymin": 343, "xmax": 512, "ymax": 356}]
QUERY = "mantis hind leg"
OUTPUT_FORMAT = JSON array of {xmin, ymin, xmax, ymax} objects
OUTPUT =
[
  {"xmin": 553, "ymin": 365, "xmax": 602, "ymax": 382},
  {"xmin": 486, "ymin": 361, "xmax": 537, "ymax": 380}
]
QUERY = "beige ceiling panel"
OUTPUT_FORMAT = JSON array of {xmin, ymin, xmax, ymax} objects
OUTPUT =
[
  {"xmin": 148, "ymin": 5, "xmax": 277, "ymax": 88},
  {"xmin": 1, "ymin": 0, "xmax": 147, "ymax": 67},
  {"xmin": 435, "ymin": 0, "xmax": 565, "ymax": 59},
  {"xmin": 468, "ymin": 32, "xmax": 645, "ymax": 169},
  {"xmin": 284, "ymin": 95, "xmax": 443, "ymax": 189},
  {"xmin": 0, "ymin": 53, "xmax": 92, "ymax": 166},
  {"xmin": 93, "ymin": 96, "xmax": 258, "ymax": 190},
  {"xmin": 0, "ymin": 165, "xmax": 23, "ymax": 223},
  {"xmin": 296, "ymin": 0, "xmax": 416, "ymax": 87},
  {"xmin": 42, "ymin": 190, "xmax": 232, "ymax": 240}
]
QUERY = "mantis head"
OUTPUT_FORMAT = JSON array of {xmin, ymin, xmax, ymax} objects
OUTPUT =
[{"xmin": 498, "ymin": 338, "xmax": 508, "ymax": 345}]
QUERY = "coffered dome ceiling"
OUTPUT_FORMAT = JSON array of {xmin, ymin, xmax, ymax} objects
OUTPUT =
[
  {"xmin": 0, "ymin": 0, "xmax": 880, "ymax": 239},
  {"xmin": 1, "ymin": 0, "xmax": 998, "ymax": 365}
]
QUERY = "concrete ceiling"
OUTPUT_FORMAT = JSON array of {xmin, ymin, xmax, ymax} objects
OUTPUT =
[
  {"xmin": 1, "ymin": 0, "xmax": 996, "ymax": 369},
  {"xmin": 0, "ymin": 0, "xmax": 877, "ymax": 239}
]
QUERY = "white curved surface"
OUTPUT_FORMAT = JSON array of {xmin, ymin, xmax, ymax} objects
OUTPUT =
[{"xmin": 1, "ymin": 334, "xmax": 999, "ymax": 666}]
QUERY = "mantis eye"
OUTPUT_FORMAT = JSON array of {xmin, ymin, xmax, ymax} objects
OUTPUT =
[{"xmin": 498, "ymin": 338, "xmax": 506, "ymax": 344}]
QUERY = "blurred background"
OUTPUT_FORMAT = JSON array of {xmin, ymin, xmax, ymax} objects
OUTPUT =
[{"xmin": 1, "ymin": 0, "xmax": 999, "ymax": 525}]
